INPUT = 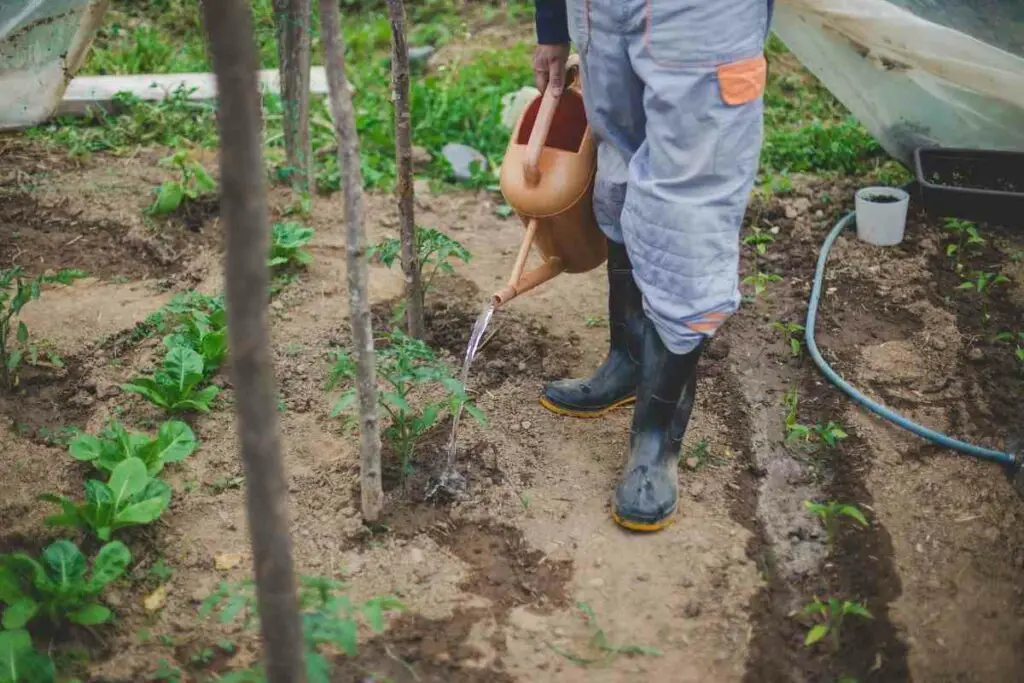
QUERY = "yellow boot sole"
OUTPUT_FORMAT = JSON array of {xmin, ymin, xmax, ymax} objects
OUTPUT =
[
  {"xmin": 612, "ymin": 506, "xmax": 677, "ymax": 532},
  {"xmin": 537, "ymin": 394, "xmax": 636, "ymax": 419}
]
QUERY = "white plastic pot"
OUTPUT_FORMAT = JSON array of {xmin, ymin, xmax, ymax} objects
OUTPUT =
[{"xmin": 855, "ymin": 186, "xmax": 910, "ymax": 246}]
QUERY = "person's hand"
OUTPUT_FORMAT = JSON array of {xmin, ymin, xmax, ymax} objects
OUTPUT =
[{"xmin": 532, "ymin": 43, "xmax": 571, "ymax": 96}]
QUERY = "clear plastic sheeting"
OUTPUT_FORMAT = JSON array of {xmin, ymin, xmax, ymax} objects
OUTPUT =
[
  {"xmin": 0, "ymin": 0, "xmax": 108, "ymax": 130},
  {"xmin": 773, "ymin": 0, "xmax": 1024, "ymax": 165}
]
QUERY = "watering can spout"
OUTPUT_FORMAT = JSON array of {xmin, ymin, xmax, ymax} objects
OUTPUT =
[{"xmin": 494, "ymin": 54, "xmax": 606, "ymax": 308}]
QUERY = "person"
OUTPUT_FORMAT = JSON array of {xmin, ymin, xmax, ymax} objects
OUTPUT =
[{"xmin": 532, "ymin": 0, "xmax": 773, "ymax": 532}]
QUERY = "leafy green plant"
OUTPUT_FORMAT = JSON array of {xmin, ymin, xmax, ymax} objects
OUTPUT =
[
  {"xmin": 161, "ymin": 305, "xmax": 227, "ymax": 377},
  {"xmin": 743, "ymin": 226, "xmax": 775, "ymax": 256},
  {"xmin": 942, "ymin": 218, "xmax": 985, "ymax": 270},
  {"xmin": 69, "ymin": 418, "xmax": 197, "ymax": 476},
  {"xmin": 958, "ymin": 270, "xmax": 1010, "ymax": 323},
  {"xmin": 201, "ymin": 576, "xmax": 404, "ymax": 682},
  {"xmin": 0, "ymin": 540, "xmax": 131, "ymax": 630},
  {"xmin": 742, "ymin": 271, "xmax": 782, "ymax": 299},
  {"xmin": 328, "ymin": 330, "xmax": 484, "ymax": 473},
  {"xmin": 41, "ymin": 458, "xmax": 171, "ymax": 541},
  {"xmin": 804, "ymin": 500, "xmax": 868, "ymax": 544},
  {"xmin": 368, "ymin": 226, "xmax": 471, "ymax": 294},
  {"xmin": 812, "ymin": 420, "xmax": 848, "ymax": 448},
  {"xmin": 1, "ymin": 268, "xmax": 86, "ymax": 391},
  {"xmin": 147, "ymin": 149, "xmax": 216, "ymax": 215},
  {"xmin": 771, "ymin": 321, "xmax": 805, "ymax": 357},
  {"xmin": 122, "ymin": 346, "xmax": 220, "ymax": 413},
  {"xmin": 268, "ymin": 222, "xmax": 315, "ymax": 270},
  {"xmin": 803, "ymin": 597, "xmax": 872, "ymax": 651},
  {"xmin": 550, "ymin": 601, "xmax": 661, "ymax": 667},
  {"xmin": 683, "ymin": 438, "xmax": 724, "ymax": 470},
  {"xmin": 0, "ymin": 629, "xmax": 54, "ymax": 683}
]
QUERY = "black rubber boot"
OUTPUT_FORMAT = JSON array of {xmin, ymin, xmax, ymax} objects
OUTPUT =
[
  {"xmin": 539, "ymin": 239, "xmax": 643, "ymax": 417},
  {"xmin": 613, "ymin": 319, "xmax": 703, "ymax": 531}
]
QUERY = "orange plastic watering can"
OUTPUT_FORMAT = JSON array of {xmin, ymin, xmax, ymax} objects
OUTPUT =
[{"xmin": 492, "ymin": 55, "xmax": 607, "ymax": 307}]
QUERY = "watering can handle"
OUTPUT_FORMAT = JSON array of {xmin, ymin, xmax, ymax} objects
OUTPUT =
[{"xmin": 523, "ymin": 56, "xmax": 581, "ymax": 188}]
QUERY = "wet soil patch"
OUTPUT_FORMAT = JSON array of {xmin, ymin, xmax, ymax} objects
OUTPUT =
[
  {"xmin": 331, "ymin": 608, "xmax": 515, "ymax": 683},
  {"xmin": 0, "ymin": 362, "xmax": 93, "ymax": 443},
  {"xmin": 0, "ymin": 192, "xmax": 218, "ymax": 280},
  {"xmin": 371, "ymin": 275, "xmax": 581, "ymax": 391}
]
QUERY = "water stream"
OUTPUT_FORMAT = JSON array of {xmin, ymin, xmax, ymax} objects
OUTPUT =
[{"xmin": 431, "ymin": 301, "xmax": 495, "ymax": 496}]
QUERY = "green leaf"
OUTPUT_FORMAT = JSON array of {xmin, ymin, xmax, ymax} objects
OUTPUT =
[
  {"xmin": 68, "ymin": 434, "xmax": 103, "ymax": 463},
  {"xmin": 6, "ymin": 350, "xmax": 22, "ymax": 372},
  {"xmin": 1, "ymin": 599, "xmax": 38, "ymax": 630},
  {"xmin": 380, "ymin": 391, "xmax": 411, "ymax": 413},
  {"xmin": 0, "ymin": 629, "xmax": 33, "ymax": 683},
  {"xmin": 839, "ymin": 506, "xmax": 868, "ymax": 527},
  {"xmin": 335, "ymin": 618, "xmax": 358, "ymax": 657},
  {"xmin": 362, "ymin": 601, "xmax": 385, "ymax": 632},
  {"xmin": 107, "ymin": 458, "xmax": 150, "ymax": 507},
  {"xmin": 16, "ymin": 323, "xmax": 28, "ymax": 344},
  {"xmin": 804, "ymin": 623, "xmax": 830, "ymax": 646},
  {"xmin": 844, "ymin": 602, "xmax": 873, "ymax": 619},
  {"xmin": 192, "ymin": 164, "xmax": 216, "ymax": 193},
  {"xmin": 140, "ymin": 421, "xmax": 197, "ymax": 471},
  {"xmin": 121, "ymin": 378, "xmax": 171, "ymax": 409},
  {"xmin": 150, "ymin": 181, "xmax": 185, "ymax": 214},
  {"xmin": 41, "ymin": 540, "xmax": 86, "ymax": 589},
  {"xmin": 69, "ymin": 604, "xmax": 112, "ymax": 626},
  {"xmin": 164, "ymin": 346, "xmax": 204, "ymax": 392},
  {"xmin": 89, "ymin": 541, "xmax": 131, "ymax": 590},
  {"xmin": 115, "ymin": 497, "xmax": 168, "ymax": 526}
]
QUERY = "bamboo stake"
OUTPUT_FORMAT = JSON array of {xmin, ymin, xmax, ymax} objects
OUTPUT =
[
  {"xmin": 319, "ymin": 0, "xmax": 384, "ymax": 522},
  {"xmin": 386, "ymin": 0, "xmax": 425, "ymax": 338},
  {"xmin": 201, "ymin": 2, "xmax": 305, "ymax": 681},
  {"xmin": 273, "ymin": 0, "xmax": 313, "ymax": 191}
]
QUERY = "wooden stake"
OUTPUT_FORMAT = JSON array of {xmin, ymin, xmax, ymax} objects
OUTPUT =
[
  {"xmin": 386, "ymin": 0, "xmax": 425, "ymax": 339},
  {"xmin": 201, "ymin": 2, "xmax": 305, "ymax": 681},
  {"xmin": 273, "ymin": 0, "xmax": 313, "ymax": 191},
  {"xmin": 319, "ymin": 0, "xmax": 384, "ymax": 522}
]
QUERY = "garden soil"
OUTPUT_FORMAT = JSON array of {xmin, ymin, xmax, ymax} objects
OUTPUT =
[{"xmin": 2, "ymin": 138, "xmax": 1023, "ymax": 682}]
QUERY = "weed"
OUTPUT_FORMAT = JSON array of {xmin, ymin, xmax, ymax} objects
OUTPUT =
[
  {"xmin": 0, "ymin": 268, "xmax": 86, "ymax": 391},
  {"xmin": 771, "ymin": 321, "xmax": 805, "ymax": 357},
  {"xmin": 519, "ymin": 492, "xmax": 532, "ymax": 510},
  {"xmin": 783, "ymin": 386, "xmax": 811, "ymax": 443},
  {"xmin": 201, "ymin": 576, "xmax": 404, "ymax": 682},
  {"xmin": 122, "ymin": 346, "xmax": 220, "ymax": 413},
  {"xmin": 812, "ymin": 420, "xmax": 848, "ymax": 448},
  {"xmin": 743, "ymin": 226, "xmax": 775, "ymax": 256},
  {"xmin": 69, "ymin": 418, "xmax": 197, "ymax": 476},
  {"xmin": 369, "ymin": 226, "xmax": 471, "ymax": 294},
  {"xmin": 942, "ymin": 218, "xmax": 985, "ymax": 271},
  {"xmin": 328, "ymin": 330, "xmax": 484, "ymax": 473},
  {"xmin": 957, "ymin": 270, "xmax": 1010, "ymax": 323},
  {"xmin": 551, "ymin": 602, "xmax": 661, "ymax": 667},
  {"xmin": 804, "ymin": 500, "xmax": 868, "ymax": 544},
  {"xmin": 802, "ymin": 597, "xmax": 872, "ymax": 651},
  {"xmin": 147, "ymin": 149, "xmax": 216, "ymax": 215},
  {"xmin": 762, "ymin": 118, "xmax": 881, "ymax": 175},
  {"xmin": 42, "ymin": 458, "xmax": 171, "ymax": 541},
  {"xmin": 148, "ymin": 559, "xmax": 175, "ymax": 584},
  {"xmin": 38, "ymin": 425, "xmax": 82, "ymax": 448},
  {"xmin": 149, "ymin": 659, "xmax": 184, "ymax": 683},
  {"xmin": 0, "ymin": 629, "xmax": 55, "ymax": 683},
  {"xmin": 683, "ymin": 438, "xmax": 724, "ymax": 469},
  {"xmin": 0, "ymin": 540, "xmax": 130, "ymax": 630},
  {"xmin": 268, "ymin": 222, "xmax": 315, "ymax": 270},
  {"xmin": 584, "ymin": 315, "xmax": 606, "ymax": 328}
]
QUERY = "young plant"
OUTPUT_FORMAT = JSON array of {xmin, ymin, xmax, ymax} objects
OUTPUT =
[
  {"xmin": 804, "ymin": 500, "xmax": 868, "ymax": 544},
  {"xmin": 328, "ymin": 330, "xmax": 484, "ymax": 473},
  {"xmin": 550, "ymin": 601, "xmax": 662, "ymax": 667},
  {"xmin": 162, "ymin": 305, "xmax": 228, "ymax": 377},
  {"xmin": 942, "ymin": 218, "xmax": 985, "ymax": 271},
  {"xmin": 783, "ymin": 385, "xmax": 811, "ymax": 442},
  {"xmin": 771, "ymin": 321, "xmax": 805, "ymax": 357},
  {"xmin": 742, "ymin": 271, "xmax": 782, "ymax": 299},
  {"xmin": 0, "ymin": 267, "xmax": 86, "ymax": 391},
  {"xmin": 958, "ymin": 270, "xmax": 1010, "ymax": 323},
  {"xmin": 41, "ymin": 457, "xmax": 171, "ymax": 541},
  {"xmin": 0, "ymin": 629, "xmax": 55, "ymax": 683},
  {"xmin": 69, "ymin": 418, "xmax": 197, "ymax": 476},
  {"xmin": 743, "ymin": 226, "xmax": 775, "ymax": 256},
  {"xmin": 369, "ymin": 226, "xmax": 471, "ymax": 294},
  {"xmin": 201, "ymin": 576, "xmax": 404, "ymax": 682},
  {"xmin": 147, "ymin": 149, "xmax": 216, "ymax": 215},
  {"xmin": 803, "ymin": 597, "xmax": 872, "ymax": 651},
  {"xmin": 268, "ymin": 222, "xmax": 315, "ymax": 270},
  {"xmin": 122, "ymin": 345, "xmax": 220, "ymax": 413},
  {"xmin": 812, "ymin": 420, "xmax": 848, "ymax": 448},
  {"xmin": 0, "ymin": 539, "xmax": 131, "ymax": 629}
]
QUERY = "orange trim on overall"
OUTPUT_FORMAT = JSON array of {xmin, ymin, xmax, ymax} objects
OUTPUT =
[
  {"xmin": 717, "ymin": 54, "xmax": 768, "ymax": 106},
  {"xmin": 684, "ymin": 310, "xmax": 730, "ymax": 335}
]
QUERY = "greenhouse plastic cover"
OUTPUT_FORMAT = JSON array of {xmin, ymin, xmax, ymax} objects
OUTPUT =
[{"xmin": 2, "ymin": 0, "xmax": 1024, "ymax": 166}]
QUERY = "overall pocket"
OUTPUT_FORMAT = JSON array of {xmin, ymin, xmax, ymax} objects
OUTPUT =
[{"xmin": 645, "ymin": 0, "xmax": 767, "ymax": 67}]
